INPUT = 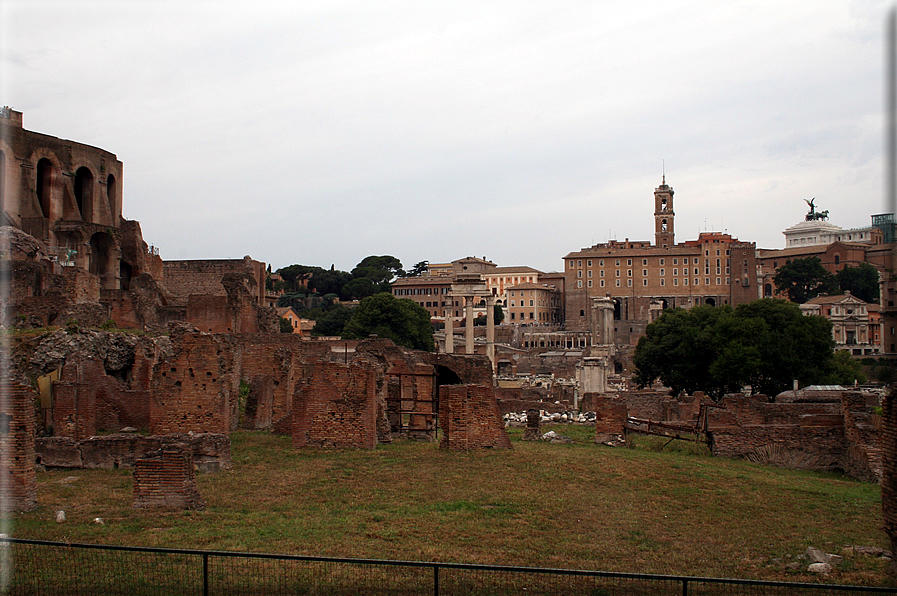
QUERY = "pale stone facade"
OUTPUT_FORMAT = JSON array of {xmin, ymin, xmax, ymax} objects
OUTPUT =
[
  {"xmin": 800, "ymin": 292, "xmax": 882, "ymax": 356},
  {"xmin": 563, "ymin": 178, "xmax": 759, "ymax": 344}
]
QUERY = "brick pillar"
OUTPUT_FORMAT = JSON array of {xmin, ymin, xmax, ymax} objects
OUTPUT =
[
  {"xmin": 0, "ymin": 381, "xmax": 37, "ymax": 511},
  {"xmin": 594, "ymin": 395, "xmax": 628, "ymax": 444},
  {"xmin": 881, "ymin": 386, "xmax": 897, "ymax": 572},
  {"xmin": 133, "ymin": 448, "xmax": 204, "ymax": 510}
]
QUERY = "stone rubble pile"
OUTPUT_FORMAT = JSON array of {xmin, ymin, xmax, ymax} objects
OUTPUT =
[{"xmin": 504, "ymin": 411, "xmax": 596, "ymax": 426}]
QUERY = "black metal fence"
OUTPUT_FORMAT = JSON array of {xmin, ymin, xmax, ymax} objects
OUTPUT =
[{"xmin": 1, "ymin": 537, "xmax": 895, "ymax": 595}]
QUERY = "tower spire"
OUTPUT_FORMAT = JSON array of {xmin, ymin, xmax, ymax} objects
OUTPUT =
[{"xmin": 662, "ymin": 160, "xmax": 665, "ymax": 185}]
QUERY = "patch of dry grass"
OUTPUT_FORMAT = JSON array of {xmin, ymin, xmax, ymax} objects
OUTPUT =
[{"xmin": 10, "ymin": 426, "xmax": 892, "ymax": 587}]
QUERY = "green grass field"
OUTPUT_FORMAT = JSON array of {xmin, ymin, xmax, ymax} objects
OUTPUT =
[{"xmin": 9, "ymin": 425, "xmax": 892, "ymax": 587}]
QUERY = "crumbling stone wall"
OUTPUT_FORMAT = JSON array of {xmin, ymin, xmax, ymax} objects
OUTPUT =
[
  {"xmin": 439, "ymin": 384, "xmax": 512, "ymax": 450},
  {"xmin": 841, "ymin": 391, "xmax": 882, "ymax": 482},
  {"xmin": 0, "ymin": 380, "xmax": 37, "ymax": 511},
  {"xmin": 161, "ymin": 258, "xmax": 265, "ymax": 306},
  {"xmin": 150, "ymin": 332, "xmax": 239, "ymax": 434},
  {"xmin": 882, "ymin": 386, "xmax": 897, "ymax": 570},
  {"xmin": 292, "ymin": 360, "xmax": 380, "ymax": 449},
  {"xmin": 133, "ymin": 448, "xmax": 204, "ymax": 509},
  {"xmin": 708, "ymin": 394, "xmax": 845, "ymax": 471},
  {"xmin": 36, "ymin": 432, "xmax": 230, "ymax": 473},
  {"xmin": 593, "ymin": 395, "xmax": 628, "ymax": 443}
]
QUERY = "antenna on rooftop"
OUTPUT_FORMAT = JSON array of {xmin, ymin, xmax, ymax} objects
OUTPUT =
[{"xmin": 662, "ymin": 160, "xmax": 665, "ymax": 185}]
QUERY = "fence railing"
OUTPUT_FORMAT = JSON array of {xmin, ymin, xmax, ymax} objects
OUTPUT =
[{"xmin": 1, "ymin": 537, "xmax": 895, "ymax": 595}]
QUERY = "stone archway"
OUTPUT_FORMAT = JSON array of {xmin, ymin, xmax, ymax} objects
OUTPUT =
[{"xmin": 89, "ymin": 232, "xmax": 117, "ymax": 289}]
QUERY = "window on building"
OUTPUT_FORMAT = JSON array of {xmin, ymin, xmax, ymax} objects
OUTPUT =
[
  {"xmin": 673, "ymin": 258, "xmax": 678, "ymax": 265},
  {"xmin": 577, "ymin": 270, "xmax": 582, "ymax": 278},
  {"xmin": 643, "ymin": 279, "xmax": 648, "ymax": 286},
  {"xmin": 615, "ymin": 259, "xmax": 620, "ymax": 266},
  {"xmin": 587, "ymin": 270, "xmax": 592, "ymax": 277},
  {"xmin": 600, "ymin": 280, "xmax": 605, "ymax": 287},
  {"xmin": 577, "ymin": 260, "xmax": 582, "ymax": 267},
  {"xmin": 627, "ymin": 279, "xmax": 632, "ymax": 287},
  {"xmin": 660, "ymin": 258, "xmax": 665, "ymax": 265},
  {"xmin": 600, "ymin": 270, "xmax": 604, "ymax": 277},
  {"xmin": 673, "ymin": 279, "xmax": 678, "ymax": 286},
  {"xmin": 627, "ymin": 269, "xmax": 632, "ymax": 277},
  {"xmin": 588, "ymin": 280, "xmax": 592, "ymax": 287},
  {"xmin": 673, "ymin": 268, "xmax": 678, "ymax": 276},
  {"xmin": 615, "ymin": 280, "xmax": 620, "ymax": 287},
  {"xmin": 599, "ymin": 259, "xmax": 604, "ymax": 266},
  {"xmin": 627, "ymin": 259, "xmax": 632, "ymax": 266},
  {"xmin": 615, "ymin": 270, "xmax": 620, "ymax": 277},
  {"xmin": 577, "ymin": 280, "xmax": 582, "ymax": 288},
  {"xmin": 660, "ymin": 269, "xmax": 665, "ymax": 276},
  {"xmin": 587, "ymin": 260, "xmax": 592, "ymax": 267}
]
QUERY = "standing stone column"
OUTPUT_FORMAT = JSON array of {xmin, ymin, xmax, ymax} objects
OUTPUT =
[
  {"xmin": 486, "ymin": 295, "xmax": 495, "ymax": 369},
  {"xmin": 465, "ymin": 295, "xmax": 475, "ymax": 355},
  {"xmin": 444, "ymin": 303, "xmax": 454, "ymax": 354},
  {"xmin": 591, "ymin": 296, "xmax": 614, "ymax": 346}
]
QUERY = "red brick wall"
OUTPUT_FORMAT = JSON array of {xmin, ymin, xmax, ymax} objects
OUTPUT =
[
  {"xmin": 708, "ymin": 394, "xmax": 846, "ymax": 469},
  {"xmin": 292, "ymin": 360, "xmax": 379, "ymax": 449},
  {"xmin": 882, "ymin": 387, "xmax": 897, "ymax": 566},
  {"xmin": 439, "ymin": 384, "xmax": 512, "ymax": 450},
  {"xmin": 52, "ymin": 382, "xmax": 95, "ymax": 440},
  {"xmin": 150, "ymin": 334, "xmax": 238, "ymax": 434},
  {"xmin": 133, "ymin": 448, "xmax": 204, "ymax": 509},
  {"xmin": 186, "ymin": 295, "xmax": 234, "ymax": 333},
  {"xmin": 593, "ymin": 395, "xmax": 627, "ymax": 438},
  {"xmin": 0, "ymin": 381, "xmax": 37, "ymax": 511}
]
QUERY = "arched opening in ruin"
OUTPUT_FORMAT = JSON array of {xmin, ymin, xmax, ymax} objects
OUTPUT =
[
  {"xmin": 120, "ymin": 261, "xmax": 133, "ymax": 291},
  {"xmin": 614, "ymin": 361, "xmax": 623, "ymax": 374},
  {"xmin": 764, "ymin": 283, "xmax": 772, "ymax": 297},
  {"xmin": 613, "ymin": 299, "xmax": 621, "ymax": 321},
  {"xmin": 661, "ymin": 299, "xmax": 668, "ymax": 309},
  {"xmin": 0, "ymin": 150, "xmax": 5, "ymax": 212},
  {"xmin": 436, "ymin": 365, "xmax": 462, "ymax": 386},
  {"xmin": 36, "ymin": 158, "xmax": 53, "ymax": 218},
  {"xmin": 74, "ymin": 167, "xmax": 94, "ymax": 221},
  {"xmin": 705, "ymin": 297, "xmax": 716, "ymax": 307},
  {"xmin": 89, "ymin": 231, "xmax": 116, "ymax": 288},
  {"xmin": 106, "ymin": 174, "xmax": 116, "ymax": 218}
]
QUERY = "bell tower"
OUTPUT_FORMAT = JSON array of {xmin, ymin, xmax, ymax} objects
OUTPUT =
[{"xmin": 654, "ymin": 175, "xmax": 674, "ymax": 247}]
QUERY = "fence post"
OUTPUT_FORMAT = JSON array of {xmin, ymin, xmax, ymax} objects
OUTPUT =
[
  {"xmin": 203, "ymin": 553, "xmax": 209, "ymax": 596},
  {"xmin": 681, "ymin": 578, "xmax": 688, "ymax": 596},
  {"xmin": 434, "ymin": 564, "xmax": 439, "ymax": 596}
]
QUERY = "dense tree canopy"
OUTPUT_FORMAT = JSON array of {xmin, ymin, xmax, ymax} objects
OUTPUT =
[
  {"xmin": 773, "ymin": 257, "xmax": 838, "ymax": 304},
  {"xmin": 836, "ymin": 262, "xmax": 880, "ymax": 303},
  {"xmin": 342, "ymin": 292, "xmax": 435, "ymax": 351},
  {"xmin": 275, "ymin": 255, "xmax": 414, "ymax": 301},
  {"xmin": 633, "ymin": 299, "xmax": 860, "ymax": 400}
]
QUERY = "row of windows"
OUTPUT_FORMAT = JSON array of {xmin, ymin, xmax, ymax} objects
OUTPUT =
[
  {"xmin": 394, "ymin": 287, "xmax": 449, "ymax": 296},
  {"xmin": 578, "ymin": 266, "xmax": 730, "ymax": 278},
  {"xmin": 576, "ymin": 277, "xmax": 730, "ymax": 288},
  {"xmin": 570, "ymin": 253, "xmax": 731, "ymax": 269}
]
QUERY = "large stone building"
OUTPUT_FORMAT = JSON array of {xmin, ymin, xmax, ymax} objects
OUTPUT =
[
  {"xmin": 563, "ymin": 178, "xmax": 759, "ymax": 344},
  {"xmin": 799, "ymin": 292, "xmax": 881, "ymax": 356},
  {"xmin": 0, "ymin": 108, "xmax": 274, "ymax": 333}
]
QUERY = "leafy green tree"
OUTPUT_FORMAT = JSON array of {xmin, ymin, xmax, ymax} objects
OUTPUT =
[
  {"xmin": 494, "ymin": 303, "xmax": 505, "ymax": 325},
  {"xmin": 634, "ymin": 299, "xmax": 839, "ymax": 400},
  {"xmin": 342, "ymin": 292, "xmax": 435, "ymax": 351},
  {"xmin": 836, "ymin": 263, "xmax": 880, "ymax": 303},
  {"xmin": 349, "ymin": 255, "xmax": 404, "ymax": 296},
  {"xmin": 823, "ymin": 349, "xmax": 866, "ymax": 386},
  {"xmin": 399, "ymin": 261, "xmax": 429, "ymax": 277},
  {"xmin": 773, "ymin": 257, "xmax": 838, "ymax": 304},
  {"xmin": 312, "ymin": 304, "xmax": 353, "ymax": 337},
  {"xmin": 342, "ymin": 277, "xmax": 379, "ymax": 300},
  {"xmin": 279, "ymin": 317, "xmax": 294, "ymax": 333}
]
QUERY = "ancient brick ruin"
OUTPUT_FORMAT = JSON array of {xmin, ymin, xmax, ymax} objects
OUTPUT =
[
  {"xmin": 0, "ymin": 380, "xmax": 37, "ymax": 511},
  {"xmin": 133, "ymin": 448, "xmax": 204, "ymax": 510},
  {"xmin": 439, "ymin": 384, "xmax": 512, "ymax": 450},
  {"xmin": 37, "ymin": 432, "xmax": 230, "ymax": 473},
  {"xmin": 882, "ymin": 386, "xmax": 897, "ymax": 571}
]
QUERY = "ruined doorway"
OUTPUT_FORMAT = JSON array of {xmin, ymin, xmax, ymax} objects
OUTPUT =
[
  {"xmin": 36, "ymin": 158, "xmax": 53, "ymax": 219},
  {"xmin": 705, "ymin": 297, "xmax": 716, "ymax": 307},
  {"xmin": 74, "ymin": 167, "xmax": 94, "ymax": 221},
  {"xmin": 613, "ymin": 299, "xmax": 621, "ymax": 321},
  {"xmin": 89, "ymin": 232, "xmax": 115, "ymax": 289},
  {"xmin": 106, "ymin": 174, "xmax": 116, "ymax": 219}
]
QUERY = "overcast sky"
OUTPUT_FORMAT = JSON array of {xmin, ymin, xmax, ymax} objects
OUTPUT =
[{"xmin": 1, "ymin": 1, "xmax": 892, "ymax": 273}]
